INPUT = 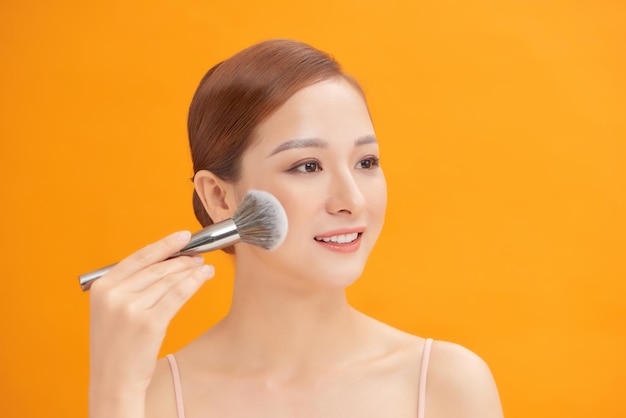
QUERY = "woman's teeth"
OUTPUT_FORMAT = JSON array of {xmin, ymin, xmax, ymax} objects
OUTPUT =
[{"xmin": 315, "ymin": 233, "xmax": 359, "ymax": 244}]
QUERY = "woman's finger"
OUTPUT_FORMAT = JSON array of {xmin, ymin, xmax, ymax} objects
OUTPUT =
[
  {"xmin": 105, "ymin": 231, "xmax": 192, "ymax": 282},
  {"xmin": 117, "ymin": 255, "xmax": 205, "ymax": 293},
  {"xmin": 150, "ymin": 264, "xmax": 215, "ymax": 322},
  {"xmin": 130, "ymin": 261, "xmax": 210, "ymax": 308}
]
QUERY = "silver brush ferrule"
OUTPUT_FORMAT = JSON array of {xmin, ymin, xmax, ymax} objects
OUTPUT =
[{"xmin": 178, "ymin": 219, "xmax": 239, "ymax": 256}]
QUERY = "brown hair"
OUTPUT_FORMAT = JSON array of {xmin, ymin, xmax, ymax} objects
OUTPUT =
[{"xmin": 188, "ymin": 39, "xmax": 364, "ymax": 231}]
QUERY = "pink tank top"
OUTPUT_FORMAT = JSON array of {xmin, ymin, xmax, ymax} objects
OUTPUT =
[{"xmin": 166, "ymin": 338, "xmax": 434, "ymax": 418}]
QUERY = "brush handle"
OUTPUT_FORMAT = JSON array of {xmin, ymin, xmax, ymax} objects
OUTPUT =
[{"xmin": 78, "ymin": 220, "xmax": 239, "ymax": 291}]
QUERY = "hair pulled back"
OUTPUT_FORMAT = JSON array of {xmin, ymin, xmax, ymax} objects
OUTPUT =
[{"xmin": 188, "ymin": 39, "xmax": 363, "ymax": 229}]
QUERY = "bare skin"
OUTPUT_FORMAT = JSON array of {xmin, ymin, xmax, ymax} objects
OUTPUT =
[
  {"xmin": 88, "ymin": 232, "xmax": 215, "ymax": 418},
  {"xmin": 90, "ymin": 79, "xmax": 503, "ymax": 418},
  {"xmin": 147, "ymin": 312, "xmax": 502, "ymax": 418}
]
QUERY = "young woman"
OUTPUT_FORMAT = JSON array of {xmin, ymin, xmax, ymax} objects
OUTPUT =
[{"xmin": 88, "ymin": 39, "xmax": 503, "ymax": 418}]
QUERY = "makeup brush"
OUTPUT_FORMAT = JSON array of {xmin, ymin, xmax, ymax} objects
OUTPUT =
[{"xmin": 78, "ymin": 190, "xmax": 288, "ymax": 291}]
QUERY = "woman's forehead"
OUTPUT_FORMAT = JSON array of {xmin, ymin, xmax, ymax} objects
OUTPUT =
[{"xmin": 249, "ymin": 80, "xmax": 373, "ymax": 151}]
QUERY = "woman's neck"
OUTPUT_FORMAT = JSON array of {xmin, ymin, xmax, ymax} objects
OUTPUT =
[{"xmin": 207, "ymin": 264, "xmax": 368, "ymax": 380}]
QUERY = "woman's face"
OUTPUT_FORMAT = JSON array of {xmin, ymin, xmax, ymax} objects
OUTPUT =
[{"xmin": 232, "ymin": 77, "xmax": 387, "ymax": 290}]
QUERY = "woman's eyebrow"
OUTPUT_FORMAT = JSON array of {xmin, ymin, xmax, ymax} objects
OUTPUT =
[
  {"xmin": 268, "ymin": 138, "xmax": 328, "ymax": 156},
  {"xmin": 355, "ymin": 135, "xmax": 378, "ymax": 146},
  {"xmin": 268, "ymin": 135, "xmax": 377, "ymax": 157}
]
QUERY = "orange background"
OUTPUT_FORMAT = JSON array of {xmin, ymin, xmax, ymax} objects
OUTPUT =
[{"xmin": 1, "ymin": 1, "xmax": 624, "ymax": 417}]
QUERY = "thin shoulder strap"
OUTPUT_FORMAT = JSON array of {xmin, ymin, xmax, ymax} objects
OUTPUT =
[
  {"xmin": 418, "ymin": 338, "xmax": 434, "ymax": 418},
  {"xmin": 166, "ymin": 354, "xmax": 186, "ymax": 418}
]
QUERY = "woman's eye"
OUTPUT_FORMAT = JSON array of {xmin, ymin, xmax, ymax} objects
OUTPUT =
[
  {"xmin": 356, "ymin": 157, "xmax": 380, "ymax": 170},
  {"xmin": 292, "ymin": 160, "xmax": 322, "ymax": 173}
]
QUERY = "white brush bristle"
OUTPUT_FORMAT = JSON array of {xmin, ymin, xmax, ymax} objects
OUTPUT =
[{"xmin": 232, "ymin": 190, "xmax": 288, "ymax": 250}]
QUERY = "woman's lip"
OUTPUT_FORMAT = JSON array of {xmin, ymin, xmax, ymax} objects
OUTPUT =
[
  {"xmin": 314, "ymin": 227, "xmax": 365, "ymax": 239},
  {"xmin": 314, "ymin": 233, "xmax": 362, "ymax": 253}
]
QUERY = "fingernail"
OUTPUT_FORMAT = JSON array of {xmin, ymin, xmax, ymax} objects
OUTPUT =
[
  {"xmin": 193, "ymin": 256, "xmax": 204, "ymax": 264},
  {"xmin": 174, "ymin": 230, "xmax": 191, "ymax": 242},
  {"xmin": 199, "ymin": 264, "xmax": 215, "ymax": 278}
]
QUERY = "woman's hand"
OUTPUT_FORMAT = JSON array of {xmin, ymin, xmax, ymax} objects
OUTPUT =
[{"xmin": 88, "ymin": 231, "xmax": 214, "ymax": 418}]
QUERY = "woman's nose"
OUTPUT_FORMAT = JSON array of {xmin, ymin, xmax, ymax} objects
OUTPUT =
[{"xmin": 325, "ymin": 170, "xmax": 366, "ymax": 216}]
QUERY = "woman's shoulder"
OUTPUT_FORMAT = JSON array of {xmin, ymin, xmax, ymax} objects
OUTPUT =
[
  {"xmin": 424, "ymin": 339, "xmax": 504, "ymax": 417},
  {"xmin": 358, "ymin": 315, "xmax": 503, "ymax": 417}
]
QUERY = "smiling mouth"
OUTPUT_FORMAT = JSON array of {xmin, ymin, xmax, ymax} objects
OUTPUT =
[{"xmin": 314, "ymin": 232, "xmax": 360, "ymax": 244}]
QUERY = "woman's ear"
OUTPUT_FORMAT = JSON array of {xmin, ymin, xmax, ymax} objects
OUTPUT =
[{"xmin": 193, "ymin": 170, "xmax": 236, "ymax": 223}]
